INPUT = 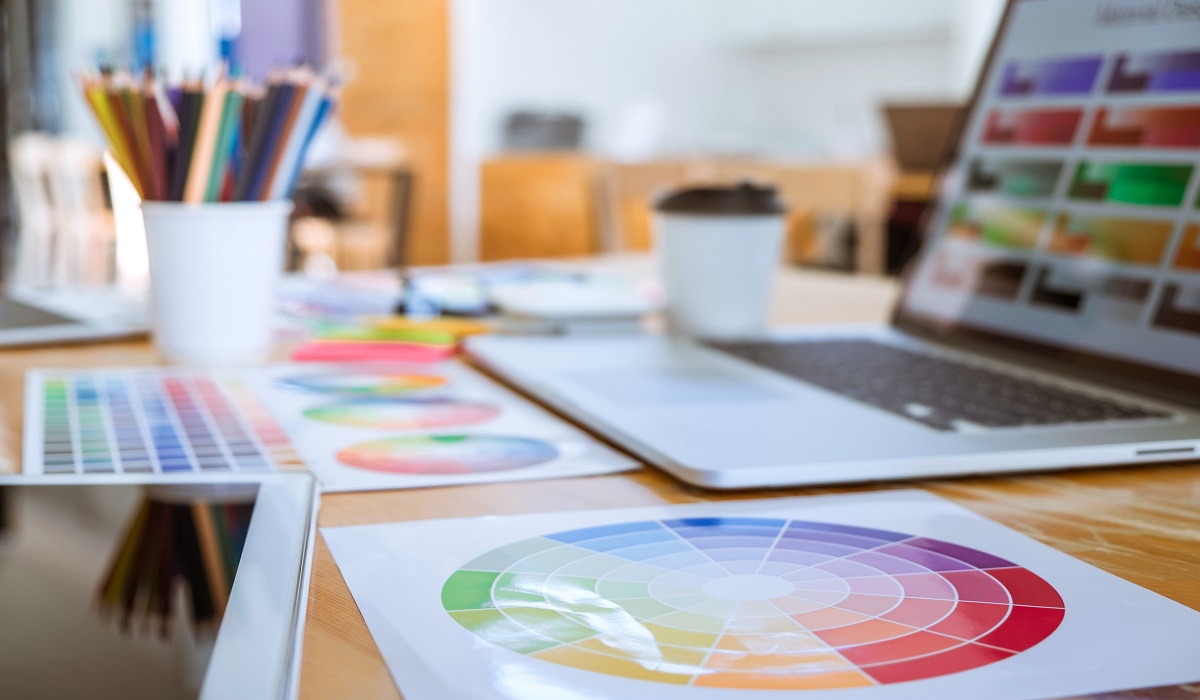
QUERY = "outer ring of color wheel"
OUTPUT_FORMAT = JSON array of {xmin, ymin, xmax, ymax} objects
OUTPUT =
[
  {"xmin": 303, "ymin": 399, "xmax": 501, "ymax": 430},
  {"xmin": 337, "ymin": 434, "xmax": 559, "ymax": 474},
  {"xmin": 441, "ymin": 517, "xmax": 1065, "ymax": 689},
  {"xmin": 277, "ymin": 371, "xmax": 447, "ymax": 396}
]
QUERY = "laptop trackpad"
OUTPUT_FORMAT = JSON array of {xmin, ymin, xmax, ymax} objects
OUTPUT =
[{"xmin": 568, "ymin": 368, "xmax": 788, "ymax": 406}]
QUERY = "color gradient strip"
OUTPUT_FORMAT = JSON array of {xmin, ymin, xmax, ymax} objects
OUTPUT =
[
  {"xmin": 1108, "ymin": 50, "xmax": 1200, "ymax": 93},
  {"xmin": 999, "ymin": 55, "xmax": 1103, "ymax": 96},
  {"xmin": 338, "ymin": 434, "xmax": 559, "ymax": 474},
  {"xmin": 1175, "ymin": 225, "xmax": 1200, "ymax": 272},
  {"xmin": 1067, "ymin": 162, "xmax": 1194, "ymax": 207},
  {"xmin": 948, "ymin": 202, "xmax": 1045, "ymax": 250},
  {"xmin": 967, "ymin": 159, "xmax": 1063, "ymax": 198},
  {"xmin": 1088, "ymin": 107, "xmax": 1200, "ymax": 149},
  {"xmin": 983, "ymin": 108, "xmax": 1083, "ymax": 146},
  {"xmin": 1049, "ymin": 214, "xmax": 1173, "ymax": 265}
]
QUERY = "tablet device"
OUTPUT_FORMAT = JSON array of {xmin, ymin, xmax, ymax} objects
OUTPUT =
[{"xmin": 0, "ymin": 473, "xmax": 318, "ymax": 700}]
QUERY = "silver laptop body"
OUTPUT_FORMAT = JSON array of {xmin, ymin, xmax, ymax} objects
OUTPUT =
[{"xmin": 467, "ymin": 0, "xmax": 1200, "ymax": 489}]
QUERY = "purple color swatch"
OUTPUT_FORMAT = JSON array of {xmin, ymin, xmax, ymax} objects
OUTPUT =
[
  {"xmin": 1109, "ymin": 51, "xmax": 1200, "ymax": 93},
  {"xmin": 1000, "ymin": 55, "xmax": 1104, "ymax": 96}
]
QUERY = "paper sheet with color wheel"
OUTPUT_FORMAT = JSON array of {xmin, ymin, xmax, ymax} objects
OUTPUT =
[{"xmin": 322, "ymin": 490, "xmax": 1200, "ymax": 699}]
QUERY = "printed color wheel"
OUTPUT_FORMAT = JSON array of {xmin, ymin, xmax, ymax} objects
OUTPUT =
[
  {"xmin": 278, "ymin": 371, "xmax": 447, "ymax": 396},
  {"xmin": 442, "ymin": 518, "xmax": 1064, "ymax": 689},
  {"xmin": 303, "ymin": 398, "xmax": 500, "ymax": 429},
  {"xmin": 338, "ymin": 435, "xmax": 559, "ymax": 474}
]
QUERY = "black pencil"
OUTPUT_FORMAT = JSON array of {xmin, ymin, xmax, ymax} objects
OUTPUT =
[{"xmin": 169, "ymin": 86, "xmax": 203, "ymax": 201}]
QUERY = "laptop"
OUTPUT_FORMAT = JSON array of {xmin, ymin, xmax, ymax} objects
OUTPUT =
[
  {"xmin": 467, "ymin": 0, "xmax": 1200, "ymax": 489},
  {"xmin": 0, "ymin": 286, "xmax": 147, "ymax": 346}
]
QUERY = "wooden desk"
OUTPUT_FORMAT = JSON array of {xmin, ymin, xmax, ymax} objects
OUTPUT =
[{"xmin": 0, "ymin": 265, "xmax": 1197, "ymax": 699}]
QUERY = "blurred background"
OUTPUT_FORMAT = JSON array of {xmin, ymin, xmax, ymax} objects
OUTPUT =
[{"xmin": 1, "ymin": 0, "xmax": 1006, "ymax": 289}]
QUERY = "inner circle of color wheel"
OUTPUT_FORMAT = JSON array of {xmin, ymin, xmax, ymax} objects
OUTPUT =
[
  {"xmin": 441, "ymin": 518, "xmax": 1065, "ymax": 689},
  {"xmin": 338, "ymin": 435, "xmax": 559, "ymax": 474},
  {"xmin": 278, "ymin": 372, "xmax": 446, "ymax": 396}
]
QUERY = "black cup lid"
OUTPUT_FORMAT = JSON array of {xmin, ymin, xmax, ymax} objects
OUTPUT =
[{"xmin": 654, "ymin": 182, "xmax": 786, "ymax": 216}]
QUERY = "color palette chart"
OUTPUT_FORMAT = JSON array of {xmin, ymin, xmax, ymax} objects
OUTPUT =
[
  {"xmin": 442, "ymin": 518, "xmax": 1063, "ymax": 689},
  {"xmin": 26, "ymin": 363, "xmax": 637, "ymax": 491},
  {"xmin": 322, "ymin": 490, "xmax": 1200, "ymax": 700},
  {"xmin": 28, "ymin": 370, "xmax": 301, "ymax": 475}
]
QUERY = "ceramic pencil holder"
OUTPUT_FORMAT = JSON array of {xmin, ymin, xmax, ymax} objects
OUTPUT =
[{"xmin": 141, "ymin": 201, "xmax": 292, "ymax": 365}]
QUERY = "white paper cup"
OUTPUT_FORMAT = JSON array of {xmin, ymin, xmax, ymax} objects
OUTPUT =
[
  {"xmin": 655, "ymin": 185, "xmax": 786, "ymax": 339},
  {"xmin": 141, "ymin": 201, "xmax": 292, "ymax": 365}
]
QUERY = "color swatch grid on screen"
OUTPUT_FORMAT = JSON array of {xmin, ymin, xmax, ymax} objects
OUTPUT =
[
  {"xmin": 32, "ymin": 371, "xmax": 302, "ymax": 474},
  {"xmin": 442, "ymin": 518, "xmax": 1065, "ymax": 689}
]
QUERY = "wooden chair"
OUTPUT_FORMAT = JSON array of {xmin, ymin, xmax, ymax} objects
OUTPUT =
[
  {"xmin": 8, "ymin": 133, "xmax": 114, "ymax": 288},
  {"xmin": 8, "ymin": 133, "xmax": 55, "ymax": 287}
]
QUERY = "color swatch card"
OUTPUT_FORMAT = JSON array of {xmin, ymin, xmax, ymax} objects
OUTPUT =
[
  {"xmin": 25, "ymin": 363, "xmax": 637, "ymax": 492},
  {"xmin": 322, "ymin": 490, "xmax": 1200, "ymax": 700},
  {"xmin": 25, "ymin": 370, "xmax": 303, "ymax": 476}
]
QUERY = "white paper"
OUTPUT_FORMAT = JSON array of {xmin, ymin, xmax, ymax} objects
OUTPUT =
[
  {"xmin": 241, "ymin": 362, "xmax": 637, "ymax": 492},
  {"xmin": 323, "ymin": 490, "xmax": 1200, "ymax": 700},
  {"xmin": 23, "ymin": 363, "xmax": 637, "ymax": 492}
]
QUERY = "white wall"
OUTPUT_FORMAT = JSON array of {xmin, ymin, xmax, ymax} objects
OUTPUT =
[
  {"xmin": 449, "ymin": 0, "xmax": 1005, "ymax": 262},
  {"xmin": 451, "ymin": 0, "xmax": 739, "ymax": 261}
]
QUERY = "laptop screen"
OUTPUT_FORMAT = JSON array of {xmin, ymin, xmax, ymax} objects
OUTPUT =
[{"xmin": 896, "ymin": 0, "xmax": 1200, "ymax": 384}]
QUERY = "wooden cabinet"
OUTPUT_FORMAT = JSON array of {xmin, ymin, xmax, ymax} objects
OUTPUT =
[
  {"xmin": 480, "ymin": 154, "xmax": 600, "ymax": 261},
  {"xmin": 337, "ymin": 0, "xmax": 450, "ymax": 265}
]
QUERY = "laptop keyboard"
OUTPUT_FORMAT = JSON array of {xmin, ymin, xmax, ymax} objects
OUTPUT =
[{"xmin": 706, "ymin": 339, "xmax": 1171, "ymax": 431}]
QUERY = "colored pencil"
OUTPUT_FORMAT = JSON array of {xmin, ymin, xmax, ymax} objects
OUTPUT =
[
  {"xmin": 80, "ymin": 68, "xmax": 337, "ymax": 203},
  {"xmin": 235, "ymin": 75, "xmax": 284, "ymax": 200},
  {"xmin": 205, "ymin": 86, "xmax": 244, "ymax": 202},
  {"xmin": 170, "ymin": 85, "xmax": 202, "ymax": 201},
  {"xmin": 183, "ymin": 78, "xmax": 228, "ymax": 203}
]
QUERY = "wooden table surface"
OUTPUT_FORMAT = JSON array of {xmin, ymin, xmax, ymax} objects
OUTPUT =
[{"xmin": 1, "ymin": 264, "xmax": 1198, "ymax": 699}]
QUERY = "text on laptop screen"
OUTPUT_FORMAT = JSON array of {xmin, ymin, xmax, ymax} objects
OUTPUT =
[{"xmin": 900, "ymin": 0, "xmax": 1200, "ymax": 377}]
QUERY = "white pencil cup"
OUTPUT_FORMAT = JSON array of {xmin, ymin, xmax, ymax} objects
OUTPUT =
[{"xmin": 141, "ymin": 201, "xmax": 292, "ymax": 365}]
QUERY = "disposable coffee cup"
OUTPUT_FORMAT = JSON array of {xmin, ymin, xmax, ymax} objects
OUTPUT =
[
  {"xmin": 654, "ymin": 183, "xmax": 786, "ymax": 338},
  {"xmin": 141, "ymin": 201, "xmax": 292, "ymax": 365}
]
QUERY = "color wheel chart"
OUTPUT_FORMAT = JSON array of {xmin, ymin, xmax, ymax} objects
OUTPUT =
[
  {"xmin": 338, "ymin": 435, "xmax": 560, "ymax": 474},
  {"xmin": 303, "ymin": 398, "xmax": 501, "ymax": 430},
  {"xmin": 442, "ymin": 518, "xmax": 1065, "ymax": 689},
  {"xmin": 243, "ymin": 363, "xmax": 638, "ymax": 491}
]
